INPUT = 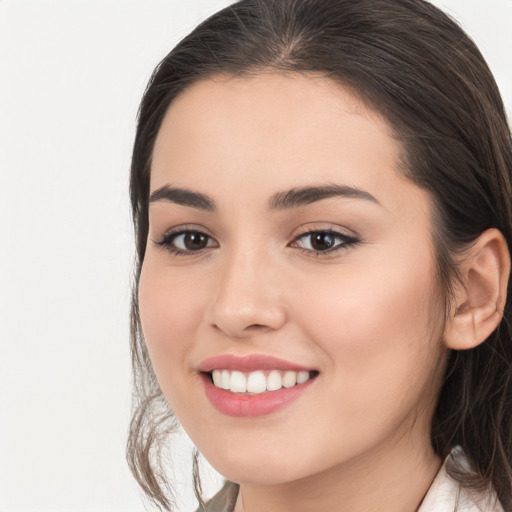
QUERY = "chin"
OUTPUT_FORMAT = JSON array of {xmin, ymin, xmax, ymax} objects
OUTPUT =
[
  {"xmin": 202, "ymin": 444, "xmax": 311, "ymax": 485},
  {"xmin": 212, "ymin": 450, "xmax": 351, "ymax": 487},
  {"xmin": 216, "ymin": 463, "xmax": 303, "ymax": 486}
]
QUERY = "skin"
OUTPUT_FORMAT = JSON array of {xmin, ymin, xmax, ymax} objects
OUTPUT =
[{"xmin": 138, "ymin": 73, "xmax": 451, "ymax": 512}]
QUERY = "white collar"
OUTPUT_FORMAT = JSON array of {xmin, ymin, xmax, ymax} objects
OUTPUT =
[{"xmin": 418, "ymin": 448, "xmax": 503, "ymax": 512}]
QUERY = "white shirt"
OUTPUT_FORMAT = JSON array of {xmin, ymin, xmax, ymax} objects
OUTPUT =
[
  {"xmin": 418, "ymin": 449, "xmax": 504, "ymax": 512},
  {"xmin": 203, "ymin": 448, "xmax": 505, "ymax": 512}
]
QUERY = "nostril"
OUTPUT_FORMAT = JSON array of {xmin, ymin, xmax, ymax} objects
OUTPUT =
[
  {"xmin": 210, "ymin": 302, "xmax": 287, "ymax": 338},
  {"xmin": 211, "ymin": 322, "xmax": 274, "ymax": 337}
]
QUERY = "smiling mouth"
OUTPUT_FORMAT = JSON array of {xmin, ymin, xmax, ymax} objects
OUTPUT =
[{"xmin": 206, "ymin": 369, "xmax": 319, "ymax": 395}]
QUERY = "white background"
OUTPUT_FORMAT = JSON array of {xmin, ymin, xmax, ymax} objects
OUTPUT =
[{"xmin": 0, "ymin": 1, "xmax": 510, "ymax": 511}]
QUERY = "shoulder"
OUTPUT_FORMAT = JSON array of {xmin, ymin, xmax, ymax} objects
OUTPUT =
[
  {"xmin": 419, "ymin": 448, "xmax": 504, "ymax": 512},
  {"xmin": 195, "ymin": 481, "xmax": 239, "ymax": 512}
]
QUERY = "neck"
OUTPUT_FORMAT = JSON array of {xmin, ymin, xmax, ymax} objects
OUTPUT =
[{"xmin": 235, "ymin": 437, "xmax": 441, "ymax": 512}]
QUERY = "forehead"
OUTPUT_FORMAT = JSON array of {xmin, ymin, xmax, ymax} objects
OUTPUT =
[{"xmin": 150, "ymin": 72, "xmax": 411, "ymax": 210}]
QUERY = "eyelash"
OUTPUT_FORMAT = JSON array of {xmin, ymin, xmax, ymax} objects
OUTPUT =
[
  {"xmin": 291, "ymin": 229, "xmax": 360, "ymax": 257},
  {"xmin": 154, "ymin": 228, "xmax": 360, "ymax": 257},
  {"xmin": 154, "ymin": 228, "xmax": 217, "ymax": 256}
]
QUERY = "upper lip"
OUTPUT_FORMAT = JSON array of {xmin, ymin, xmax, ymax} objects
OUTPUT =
[{"xmin": 197, "ymin": 354, "xmax": 315, "ymax": 373}]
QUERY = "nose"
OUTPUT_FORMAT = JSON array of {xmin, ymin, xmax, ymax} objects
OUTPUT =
[{"xmin": 208, "ymin": 247, "xmax": 287, "ymax": 339}]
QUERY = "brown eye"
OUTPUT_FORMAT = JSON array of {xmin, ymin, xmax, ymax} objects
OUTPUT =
[
  {"xmin": 180, "ymin": 231, "xmax": 209, "ymax": 250},
  {"xmin": 292, "ymin": 230, "xmax": 359, "ymax": 254},
  {"xmin": 310, "ymin": 232, "xmax": 336, "ymax": 251},
  {"xmin": 156, "ymin": 229, "xmax": 218, "ymax": 255}
]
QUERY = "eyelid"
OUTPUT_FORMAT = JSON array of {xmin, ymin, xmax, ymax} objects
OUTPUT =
[
  {"xmin": 153, "ymin": 224, "xmax": 219, "ymax": 256},
  {"xmin": 289, "ymin": 224, "xmax": 360, "ymax": 257},
  {"xmin": 293, "ymin": 222, "xmax": 358, "ymax": 237},
  {"xmin": 151, "ymin": 223, "xmax": 360, "ymax": 258}
]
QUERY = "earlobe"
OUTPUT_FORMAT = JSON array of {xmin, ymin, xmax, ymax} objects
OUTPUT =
[{"xmin": 444, "ymin": 228, "xmax": 510, "ymax": 350}]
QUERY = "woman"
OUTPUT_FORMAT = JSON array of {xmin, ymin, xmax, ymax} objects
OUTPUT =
[{"xmin": 127, "ymin": 0, "xmax": 512, "ymax": 510}]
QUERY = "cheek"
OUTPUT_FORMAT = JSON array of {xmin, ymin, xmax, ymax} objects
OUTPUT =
[
  {"xmin": 296, "ymin": 252, "xmax": 444, "ymax": 409},
  {"xmin": 301, "ymin": 260, "xmax": 436, "ymax": 342},
  {"xmin": 137, "ymin": 257, "xmax": 204, "ymax": 393}
]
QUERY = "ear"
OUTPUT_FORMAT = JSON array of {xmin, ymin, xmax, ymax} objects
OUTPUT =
[{"xmin": 444, "ymin": 228, "xmax": 510, "ymax": 350}]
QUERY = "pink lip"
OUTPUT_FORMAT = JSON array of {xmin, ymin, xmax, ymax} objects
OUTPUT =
[
  {"xmin": 198, "ymin": 354, "xmax": 313, "ymax": 373},
  {"xmin": 201, "ymin": 373, "xmax": 316, "ymax": 417},
  {"xmin": 197, "ymin": 354, "xmax": 317, "ymax": 418}
]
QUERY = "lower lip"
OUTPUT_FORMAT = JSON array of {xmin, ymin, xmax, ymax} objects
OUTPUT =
[{"xmin": 201, "ymin": 373, "xmax": 316, "ymax": 417}]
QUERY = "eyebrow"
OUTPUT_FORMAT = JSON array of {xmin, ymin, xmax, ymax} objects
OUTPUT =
[
  {"xmin": 149, "ymin": 183, "xmax": 380, "ymax": 212},
  {"xmin": 149, "ymin": 185, "xmax": 216, "ymax": 211},
  {"xmin": 268, "ymin": 184, "xmax": 381, "ymax": 210}
]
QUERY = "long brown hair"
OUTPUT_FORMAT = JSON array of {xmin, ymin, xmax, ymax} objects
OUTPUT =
[{"xmin": 127, "ymin": 0, "xmax": 512, "ymax": 509}]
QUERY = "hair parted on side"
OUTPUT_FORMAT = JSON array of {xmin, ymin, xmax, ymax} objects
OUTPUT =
[{"xmin": 127, "ymin": 0, "xmax": 512, "ymax": 510}]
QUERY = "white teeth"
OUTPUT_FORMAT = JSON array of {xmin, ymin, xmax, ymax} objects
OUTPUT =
[
  {"xmin": 247, "ymin": 371, "xmax": 267, "ymax": 393},
  {"xmin": 282, "ymin": 371, "xmax": 297, "ymax": 388},
  {"xmin": 230, "ymin": 371, "xmax": 247, "ymax": 393},
  {"xmin": 297, "ymin": 371, "xmax": 309, "ymax": 384},
  {"xmin": 210, "ymin": 369, "xmax": 314, "ymax": 394},
  {"xmin": 221, "ymin": 369, "xmax": 231, "ymax": 390},
  {"xmin": 212, "ymin": 370, "xmax": 222, "ymax": 387},
  {"xmin": 267, "ymin": 370, "xmax": 282, "ymax": 391}
]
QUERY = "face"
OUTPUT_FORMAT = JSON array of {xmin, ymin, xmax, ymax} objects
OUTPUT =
[{"xmin": 138, "ymin": 73, "xmax": 448, "ymax": 485}]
